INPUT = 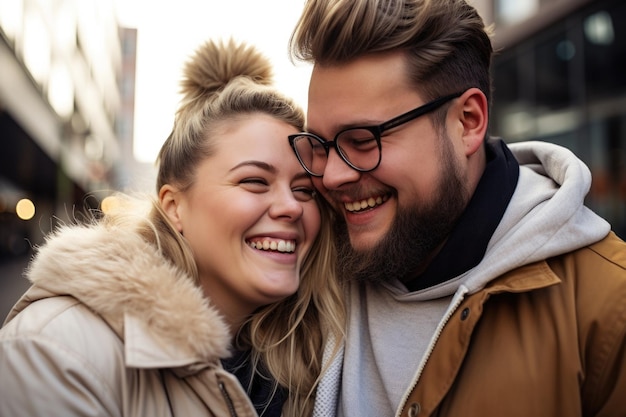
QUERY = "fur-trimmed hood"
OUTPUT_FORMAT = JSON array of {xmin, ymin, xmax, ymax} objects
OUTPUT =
[{"xmin": 11, "ymin": 221, "xmax": 231, "ymax": 367}]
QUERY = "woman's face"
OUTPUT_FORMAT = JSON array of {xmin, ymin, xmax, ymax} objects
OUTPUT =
[{"xmin": 161, "ymin": 113, "xmax": 320, "ymax": 321}]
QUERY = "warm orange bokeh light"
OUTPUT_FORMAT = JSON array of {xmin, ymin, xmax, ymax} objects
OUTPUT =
[{"xmin": 16, "ymin": 198, "xmax": 35, "ymax": 220}]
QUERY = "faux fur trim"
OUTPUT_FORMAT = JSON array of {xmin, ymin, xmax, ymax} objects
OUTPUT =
[{"xmin": 25, "ymin": 222, "xmax": 231, "ymax": 360}]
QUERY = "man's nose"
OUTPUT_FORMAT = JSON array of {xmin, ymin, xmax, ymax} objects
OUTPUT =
[{"xmin": 321, "ymin": 148, "xmax": 361, "ymax": 190}]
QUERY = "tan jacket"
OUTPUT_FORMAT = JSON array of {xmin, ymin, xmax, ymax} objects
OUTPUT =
[
  {"xmin": 0, "ymin": 223, "xmax": 259, "ymax": 417},
  {"xmin": 400, "ymin": 232, "xmax": 626, "ymax": 416}
]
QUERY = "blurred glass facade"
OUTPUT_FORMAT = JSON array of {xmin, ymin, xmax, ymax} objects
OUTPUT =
[
  {"xmin": 489, "ymin": 0, "xmax": 626, "ymax": 238},
  {"xmin": 0, "ymin": 0, "xmax": 133, "ymax": 257},
  {"xmin": 0, "ymin": 0, "xmax": 136, "ymax": 318}
]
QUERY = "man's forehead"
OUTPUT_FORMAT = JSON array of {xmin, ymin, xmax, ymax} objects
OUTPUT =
[{"xmin": 306, "ymin": 60, "xmax": 424, "ymax": 136}]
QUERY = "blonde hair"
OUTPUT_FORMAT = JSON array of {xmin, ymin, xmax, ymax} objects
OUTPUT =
[
  {"xmin": 289, "ymin": 0, "xmax": 493, "ymax": 108},
  {"xmin": 118, "ymin": 39, "xmax": 343, "ymax": 416}
]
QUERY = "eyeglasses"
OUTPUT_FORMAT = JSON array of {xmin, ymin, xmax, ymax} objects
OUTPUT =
[{"xmin": 288, "ymin": 92, "xmax": 463, "ymax": 177}]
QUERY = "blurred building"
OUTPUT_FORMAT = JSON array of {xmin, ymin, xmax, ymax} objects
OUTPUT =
[
  {"xmin": 0, "ymin": 0, "xmax": 137, "ymax": 258},
  {"xmin": 473, "ymin": 0, "xmax": 626, "ymax": 237},
  {"xmin": 116, "ymin": 26, "xmax": 140, "ymax": 191}
]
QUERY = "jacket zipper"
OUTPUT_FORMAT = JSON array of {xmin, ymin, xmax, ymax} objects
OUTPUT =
[
  {"xmin": 219, "ymin": 381, "xmax": 239, "ymax": 417},
  {"xmin": 395, "ymin": 286, "xmax": 469, "ymax": 417}
]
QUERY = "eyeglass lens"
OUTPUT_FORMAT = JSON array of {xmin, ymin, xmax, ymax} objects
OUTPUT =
[{"xmin": 293, "ymin": 128, "xmax": 380, "ymax": 176}]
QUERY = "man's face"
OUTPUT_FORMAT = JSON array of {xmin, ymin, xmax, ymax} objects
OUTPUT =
[{"xmin": 306, "ymin": 51, "xmax": 471, "ymax": 282}]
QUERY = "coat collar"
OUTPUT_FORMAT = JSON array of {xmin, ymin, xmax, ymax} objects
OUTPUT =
[
  {"xmin": 482, "ymin": 259, "xmax": 561, "ymax": 295},
  {"xmin": 20, "ymin": 221, "xmax": 232, "ymax": 368}
]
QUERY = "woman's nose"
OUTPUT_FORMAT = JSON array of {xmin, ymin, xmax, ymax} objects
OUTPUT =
[{"xmin": 268, "ymin": 189, "xmax": 304, "ymax": 221}]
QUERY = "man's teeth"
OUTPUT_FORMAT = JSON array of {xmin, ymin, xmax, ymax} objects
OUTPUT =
[
  {"xmin": 344, "ymin": 195, "xmax": 386, "ymax": 212},
  {"xmin": 248, "ymin": 240, "xmax": 296, "ymax": 253}
]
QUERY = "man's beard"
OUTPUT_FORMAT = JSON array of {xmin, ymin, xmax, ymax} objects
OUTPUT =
[{"xmin": 334, "ymin": 139, "xmax": 469, "ymax": 285}]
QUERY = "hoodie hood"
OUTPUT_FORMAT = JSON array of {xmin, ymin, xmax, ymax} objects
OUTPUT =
[
  {"xmin": 8, "ymin": 220, "xmax": 231, "ymax": 367},
  {"xmin": 412, "ymin": 140, "xmax": 610, "ymax": 299}
]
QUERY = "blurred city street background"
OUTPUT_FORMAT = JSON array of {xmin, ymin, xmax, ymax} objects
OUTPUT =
[
  {"xmin": 1, "ymin": 0, "xmax": 625, "ymax": 320},
  {"xmin": 0, "ymin": 255, "xmax": 30, "ymax": 321}
]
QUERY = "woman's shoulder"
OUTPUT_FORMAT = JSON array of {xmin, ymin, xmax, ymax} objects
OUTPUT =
[
  {"xmin": 1, "ymin": 290, "xmax": 126, "ymax": 380},
  {"xmin": 0, "ymin": 292, "xmax": 127, "ymax": 415}
]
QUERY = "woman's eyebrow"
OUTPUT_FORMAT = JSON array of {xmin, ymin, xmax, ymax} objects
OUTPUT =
[
  {"xmin": 230, "ymin": 160, "xmax": 275, "ymax": 173},
  {"xmin": 230, "ymin": 161, "xmax": 312, "ymax": 181}
]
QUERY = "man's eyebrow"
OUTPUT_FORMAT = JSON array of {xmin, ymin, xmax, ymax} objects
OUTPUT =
[{"xmin": 307, "ymin": 119, "xmax": 382, "ymax": 138}]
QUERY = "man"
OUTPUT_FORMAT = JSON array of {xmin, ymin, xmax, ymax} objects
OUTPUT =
[{"xmin": 287, "ymin": 0, "xmax": 626, "ymax": 416}]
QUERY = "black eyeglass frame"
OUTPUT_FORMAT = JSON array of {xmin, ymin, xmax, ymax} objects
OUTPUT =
[{"xmin": 289, "ymin": 91, "xmax": 464, "ymax": 177}]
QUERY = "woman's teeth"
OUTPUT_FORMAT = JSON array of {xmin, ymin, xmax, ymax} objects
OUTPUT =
[
  {"xmin": 247, "ymin": 239, "xmax": 296, "ymax": 253},
  {"xmin": 344, "ymin": 195, "xmax": 387, "ymax": 212}
]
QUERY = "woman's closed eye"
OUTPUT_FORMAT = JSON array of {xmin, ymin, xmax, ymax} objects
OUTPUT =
[
  {"xmin": 239, "ymin": 177, "xmax": 271, "ymax": 193},
  {"xmin": 292, "ymin": 186, "xmax": 316, "ymax": 202},
  {"xmin": 239, "ymin": 178, "xmax": 315, "ymax": 201}
]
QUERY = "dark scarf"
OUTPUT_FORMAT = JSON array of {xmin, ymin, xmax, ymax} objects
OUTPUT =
[{"xmin": 221, "ymin": 349, "xmax": 287, "ymax": 417}]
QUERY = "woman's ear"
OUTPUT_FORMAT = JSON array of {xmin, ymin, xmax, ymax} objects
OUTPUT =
[
  {"xmin": 159, "ymin": 185, "xmax": 183, "ymax": 232},
  {"xmin": 457, "ymin": 87, "xmax": 488, "ymax": 157}
]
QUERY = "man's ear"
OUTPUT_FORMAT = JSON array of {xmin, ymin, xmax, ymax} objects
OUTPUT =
[
  {"xmin": 456, "ymin": 87, "xmax": 488, "ymax": 157},
  {"xmin": 159, "ymin": 184, "xmax": 183, "ymax": 232}
]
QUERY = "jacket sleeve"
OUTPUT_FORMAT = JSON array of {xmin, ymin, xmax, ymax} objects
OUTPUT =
[
  {"xmin": 580, "ymin": 233, "xmax": 626, "ymax": 416},
  {"xmin": 581, "ymin": 273, "xmax": 626, "ymax": 415},
  {"xmin": 0, "ymin": 297, "xmax": 123, "ymax": 417}
]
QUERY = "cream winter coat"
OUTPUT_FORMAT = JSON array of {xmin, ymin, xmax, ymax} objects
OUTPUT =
[{"xmin": 0, "ymin": 221, "xmax": 259, "ymax": 417}]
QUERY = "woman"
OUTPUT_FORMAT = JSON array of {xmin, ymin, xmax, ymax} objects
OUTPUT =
[{"xmin": 0, "ymin": 39, "xmax": 344, "ymax": 417}]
